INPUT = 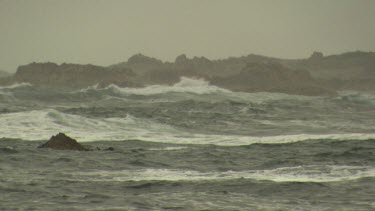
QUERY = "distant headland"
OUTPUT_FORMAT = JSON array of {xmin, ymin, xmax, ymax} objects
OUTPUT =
[{"xmin": 1, "ymin": 51, "xmax": 375, "ymax": 96}]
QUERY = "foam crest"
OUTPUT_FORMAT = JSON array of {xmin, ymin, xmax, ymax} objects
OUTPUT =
[
  {"xmin": 74, "ymin": 77, "xmax": 325, "ymax": 104},
  {"xmin": 199, "ymin": 133, "xmax": 375, "ymax": 146},
  {"xmin": 0, "ymin": 83, "xmax": 32, "ymax": 90},
  {"xmin": 227, "ymin": 91, "xmax": 320, "ymax": 104},
  {"xmin": 72, "ymin": 165, "xmax": 375, "ymax": 183},
  {"xmin": 79, "ymin": 77, "xmax": 231, "ymax": 96},
  {"xmin": 124, "ymin": 132, "xmax": 375, "ymax": 146},
  {"xmin": 338, "ymin": 91, "xmax": 375, "ymax": 105},
  {"xmin": 2, "ymin": 109, "xmax": 375, "ymax": 145},
  {"xmin": 0, "ymin": 90, "xmax": 15, "ymax": 100},
  {"xmin": 0, "ymin": 109, "xmax": 179, "ymax": 141}
]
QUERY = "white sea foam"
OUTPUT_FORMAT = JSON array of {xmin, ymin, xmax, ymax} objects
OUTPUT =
[
  {"xmin": 0, "ymin": 82, "xmax": 32, "ymax": 90},
  {"xmin": 0, "ymin": 109, "xmax": 179, "ymax": 142},
  {"xmin": 0, "ymin": 83, "xmax": 31, "ymax": 101},
  {"xmin": 226, "ymin": 91, "xmax": 321, "ymax": 104},
  {"xmin": 1, "ymin": 109, "xmax": 375, "ymax": 145},
  {"xmin": 76, "ymin": 77, "xmax": 323, "ymax": 105},
  {"xmin": 148, "ymin": 146, "xmax": 188, "ymax": 151},
  {"xmin": 72, "ymin": 165, "xmax": 375, "ymax": 183},
  {"xmin": 338, "ymin": 91, "xmax": 375, "ymax": 105},
  {"xmin": 0, "ymin": 90, "xmax": 14, "ymax": 100},
  {"xmin": 79, "ymin": 77, "xmax": 231, "ymax": 96}
]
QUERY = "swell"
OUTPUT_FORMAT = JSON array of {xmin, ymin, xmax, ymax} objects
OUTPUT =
[
  {"xmin": 0, "ymin": 82, "xmax": 32, "ymax": 90},
  {"xmin": 1, "ymin": 108, "xmax": 375, "ymax": 146},
  {"xmin": 77, "ymin": 77, "xmax": 231, "ymax": 96},
  {"xmin": 68, "ymin": 165, "xmax": 375, "ymax": 183},
  {"xmin": 3, "ymin": 80, "xmax": 375, "ymax": 113}
]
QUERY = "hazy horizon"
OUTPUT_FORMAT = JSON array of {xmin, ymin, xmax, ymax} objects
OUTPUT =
[{"xmin": 1, "ymin": 0, "xmax": 375, "ymax": 72}]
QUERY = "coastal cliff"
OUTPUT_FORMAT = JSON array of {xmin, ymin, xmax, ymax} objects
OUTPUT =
[
  {"xmin": 13, "ymin": 62, "xmax": 137, "ymax": 88},
  {"xmin": 7, "ymin": 51, "xmax": 375, "ymax": 95},
  {"xmin": 210, "ymin": 61, "xmax": 334, "ymax": 96}
]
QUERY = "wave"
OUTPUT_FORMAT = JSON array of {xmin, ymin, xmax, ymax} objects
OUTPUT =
[
  {"xmin": 337, "ymin": 91, "xmax": 375, "ymax": 105},
  {"xmin": 1, "ymin": 109, "xmax": 375, "ymax": 145},
  {"xmin": 74, "ymin": 77, "xmax": 326, "ymax": 105},
  {"xmin": 78, "ymin": 77, "xmax": 231, "ymax": 96},
  {"xmin": 190, "ymin": 133, "xmax": 375, "ymax": 146},
  {"xmin": 0, "ymin": 82, "xmax": 32, "ymax": 90},
  {"xmin": 71, "ymin": 165, "xmax": 375, "ymax": 183},
  {"xmin": 0, "ymin": 109, "xmax": 179, "ymax": 142},
  {"xmin": 0, "ymin": 90, "xmax": 14, "ymax": 101},
  {"xmin": 0, "ymin": 83, "xmax": 33, "ymax": 102}
]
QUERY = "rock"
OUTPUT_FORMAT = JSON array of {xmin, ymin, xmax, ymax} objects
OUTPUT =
[
  {"xmin": 127, "ymin": 53, "xmax": 163, "ymax": 65},
  {"xmin": 14, "ymin": 62, "xmax": 136, "ymax": 88},
  {"xmin": 309, "ymin": 51, "xmax": 324, "ymax": 61},
  {"xmin": 211, "ymin": 61, "xmax": 336, "ymax": 96},
  {"xmin": 175, "ymin": 54, "xmax": 188, "ymax": 64},
  {"xmin": 104, "ymin": 147, "xmax": 115, "ymax": 151},
  {"xmin": 39, "ymin": 133, "xmax": 87, "ymax": 151},
  {"xmin": 12, "ymin": 51, "xmax": 375, "ymax": 94}
]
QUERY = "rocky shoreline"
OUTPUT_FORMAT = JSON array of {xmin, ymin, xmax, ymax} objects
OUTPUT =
[{"xmin": 1, "ymin": 51, "xmax": 375, "ymax": 96}]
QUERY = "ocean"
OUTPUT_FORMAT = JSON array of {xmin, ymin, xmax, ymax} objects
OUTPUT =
[{"xmin": 1, "ymin": 77, "xmax": 375, "ymax": 210}]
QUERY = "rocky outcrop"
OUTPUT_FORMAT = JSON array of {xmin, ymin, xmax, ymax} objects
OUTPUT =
[
  {"xmin": 11, "ymin": 51, "xmax": 375, "ymax": 94},
  {"xmin": 14, "ymin": 62, "xmax": 137, "ymax": 88},
  {"xmin": 39, "ymin": 133, "xmax": 86, "ymax": 150},
  {"xmin": 110, "ymin": 54, "xmax": 164, "ymax": 77},
  {"xmin": 291, "ymin": 51, "xmax": 375, "ymax": 80},
  {"xmin": 127, "ymin": 54, "xmax": 164, "ymax": 66},
  {"xmin": 281, "ymin": 51, "xmax": 375, "ymax": 92},
  {"xmin": 211, "ymin": 61, "xmax": 335, "ymax": 96},
  {"xmin": 309, "ymin": 51, "xmax": 324, "ymax": 61},
  {"xmin": 38, "ymin": 133, "xmax": 115, "ymax": 151}
]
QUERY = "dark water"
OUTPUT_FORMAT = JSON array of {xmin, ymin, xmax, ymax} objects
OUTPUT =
[{"xmin": 1, "ymin": 78, "xmax": 375, "ymax": 210}]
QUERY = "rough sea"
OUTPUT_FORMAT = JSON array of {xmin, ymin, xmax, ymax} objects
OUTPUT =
[{"xmin": 1, "ymin": 77, "xmax": 375, "ymax": 210}]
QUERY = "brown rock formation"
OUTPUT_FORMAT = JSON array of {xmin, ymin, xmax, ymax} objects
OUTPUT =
[
  {"xmin": 39, "ymin": 133, "xmax": 86, "ymax": 151},
  {"xmin": 10, "ymin": 51, "xmax": 375, "ymax": 94},
  {"xmin": 211, "ymin": 61, "xmax": 336, "ymax": 96},
  {"xmin": 14, "ymin": 62, "xmax": 137, "ymax": 88}
]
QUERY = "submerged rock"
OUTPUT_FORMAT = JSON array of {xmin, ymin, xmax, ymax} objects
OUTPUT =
[{"xmin": 39, "ymin": 133, "xmax": 87, "ymax": 151}]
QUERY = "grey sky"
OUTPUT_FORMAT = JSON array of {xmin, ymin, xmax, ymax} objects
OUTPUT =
[{"xmin": 1, "ymin": 0, "xmax": 375, "ymax": 72}]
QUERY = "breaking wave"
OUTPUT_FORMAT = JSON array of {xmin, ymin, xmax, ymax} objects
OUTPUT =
[
  {"xmin": 337, "ymin": 91, "xmax": 375, "ymax": 105},
  {"xmin": 72, "ymin": 165, "xmax": 375, "ymax": 183},
  {"xmin": 0, "ymin": 82, "xmax": 32, "ymax": 90},
  {"xmin": 79, "ymin": 77, "xmax": 231, "ymax": 96},
  {"xmin": 1, "ymin": 109, "xmax": 375, "ymax": 145},
  {"xmin": 0, "ymin": 109, "xmax": 178, "ymax": 142},
  {"xmin": 73, "ymin": 77, "xmax": 327, "ymax": 105}
]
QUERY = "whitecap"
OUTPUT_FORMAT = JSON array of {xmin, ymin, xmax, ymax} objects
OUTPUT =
[
  {"xmin": 0, "ymin": 109, "xmax": 180, "ymax": 141},
  {"xmin": 337, "ymin": 91, "xmax": 375, "ymax": 105},
  {"xmin": 71, "ymin": 165, "xmax": 375, "ymax": 183},
  {"xmin": 0, "ymin": 82, "xmax": 32, "ymax": 90},
  {"xmin": 77, "ymin": 77, "xmax": 231, "ymax": 96},
  {"xmin": 1, "ymin": 109, "xmax": 375, "ymax": 145}
]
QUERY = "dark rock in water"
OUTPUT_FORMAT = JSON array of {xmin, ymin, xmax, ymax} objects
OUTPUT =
[
  {"xmin": 39, "ymin": 133, "xmax": 86, "ymax": 151},
  {"xmin": 38, "ymin": 133, "xmax": 115, "ymax": 151},
  {"xmin": 104, "ymin": 147, "xmax": 115, "ymax": 151}
]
